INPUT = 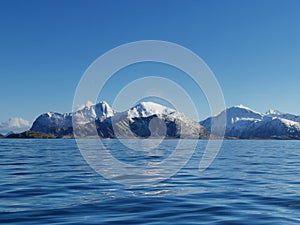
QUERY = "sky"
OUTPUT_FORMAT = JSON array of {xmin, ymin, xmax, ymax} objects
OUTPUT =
[{"xmin": 0, "ymin": 0, "xmax": 300, "ymax": 131}]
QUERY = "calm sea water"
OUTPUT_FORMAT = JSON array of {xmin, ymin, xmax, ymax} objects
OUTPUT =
[{"xmin": 0, "ymin": 139, "xmax": 299, "ymax": 224}]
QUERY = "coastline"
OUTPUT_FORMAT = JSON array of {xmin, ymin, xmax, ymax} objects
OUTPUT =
[{"xmin": 2, "ymin": 130, "xmax": 300, "ymax": 140}]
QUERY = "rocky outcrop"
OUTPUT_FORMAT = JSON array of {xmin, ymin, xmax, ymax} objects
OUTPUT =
[{"xmin": 6, "ymin": 130, "xmax": 56, "ymax": 139}]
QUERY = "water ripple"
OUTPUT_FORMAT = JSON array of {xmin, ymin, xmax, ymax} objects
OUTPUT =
[{"xmin": 0, "ymin": 139, "xmax": 299, "ymax": 224}]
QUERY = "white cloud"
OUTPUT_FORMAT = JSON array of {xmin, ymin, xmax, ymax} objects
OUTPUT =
[
  {"xmin": 0, "ymin": 117, "xmax": 31, "ymax": 135},
  {"xmin": 75, "ymin": 100, "xmax": 95, "ymax": 111}
]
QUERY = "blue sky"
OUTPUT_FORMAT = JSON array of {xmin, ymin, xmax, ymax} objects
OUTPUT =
[{"xmin": 0, "ymin": 0, "xmax": 300, "ymax": 124}]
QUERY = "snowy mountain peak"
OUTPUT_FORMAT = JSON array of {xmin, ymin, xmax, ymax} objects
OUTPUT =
[
  {"xmin": 46, "ymin": 112, "xmax": 68, "ymax": 118},
  {"xmin": 231, "ymin": 105, "xmax": 260, "ymax": 113},
  {"xmin": 95, "ymin": 101, "xmax": 114, "ymax": 118},
  {"xmin": 265, "ymin": 109, "xmax": 282, "ymax": 115},
  {"xmin": 72, "ymin": 101, "xmax": 115, "ymax": 125},
  {"xmin": 235, "ymin": 104, "xmax": 252, "ymax": 110},
  {"xmin": 128, "ymin": 102, "xmax": 175, "ymax": 118},
  {"xmin": 99, "ymin": 101, "xmax": 109, "ymax": 106},
  {"xmin": 226, "ymin": 105, "xmax": 263, "ymax": 119},
  {"xmin": 201, "ymin": 104, "xmax": 300, "ymax": 139},
  {"xmin": 47, "ymin": 112, "xmax": 53, "ymax": 117}
]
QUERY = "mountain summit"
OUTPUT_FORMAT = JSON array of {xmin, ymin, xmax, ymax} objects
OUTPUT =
[
  {"xmin": 31, "ymin": 101, "xmax": 115, "ymax": 135},
  {"xmin": 126, "ymin": 102, "xmax": 175, "ymax": 118}
]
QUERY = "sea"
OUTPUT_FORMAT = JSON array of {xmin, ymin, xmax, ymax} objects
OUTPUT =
[{"xmin": 0, "ymin": 139, "xmax": 299, "ymax": 224}]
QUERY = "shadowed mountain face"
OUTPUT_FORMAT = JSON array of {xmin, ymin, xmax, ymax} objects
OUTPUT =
[
  {"xmin": 201, "ymin": 105, "xmax": 300, "ymax": 139},
  {"xmin": 31, "ymin": 102, "xmax": 209, "ymax": 139}
]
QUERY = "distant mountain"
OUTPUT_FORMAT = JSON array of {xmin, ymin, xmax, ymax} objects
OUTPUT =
[
  {"xmin": 200, "ymin": 105, "xmax": 300, "ymax": 139},
  {"xmin": 31, "ymin": 101, "xmax": 209, "ymax": 139}
]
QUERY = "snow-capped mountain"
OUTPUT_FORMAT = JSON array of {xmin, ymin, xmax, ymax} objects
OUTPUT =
[
  {"xmin": 72, "ymin": 101, "xmax": 115, "ymax": 124},
  {"xmin": 200, "ymin": 105, "xmax": 300, "ymax": 139},
  {"xmin": 31, "ymin": 102, "xmax": 115, "ymax": 136},
  {"xmin": 104, "ymin": 102, "xmax": 208, "ymax": 138},
  {"xmin": 30, "ymin": 112, "xmax": 72, "ymax": 134},
  {"xmin": 28, "ymin": 102, "xmax": 300, "ymax": 139},
  {"xmin": 265, "ymin": 109, "xmax": 300, "ymax": 123},
  {"xmin": 31, "ymin": 101, "xmax": 209, "ymax": 138}
]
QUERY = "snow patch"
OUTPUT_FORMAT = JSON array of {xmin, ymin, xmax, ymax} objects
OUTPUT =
[{"xmin": 127, "ymin": 102, "xmax": 176, "ymax": 118}]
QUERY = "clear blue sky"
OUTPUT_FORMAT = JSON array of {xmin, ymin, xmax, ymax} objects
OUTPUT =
[{"xmin": 0, "ymin": 0, "xmax": 300, "ymax": 123}]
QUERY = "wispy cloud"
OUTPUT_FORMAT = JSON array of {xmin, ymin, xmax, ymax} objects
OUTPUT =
[
  {"xmin": 75, "ymin": 100, "xmax": 95, "ymax": 111},
  {"xmin": 0, "ymin": 117, "xmax": 31, "ymax": 135}
]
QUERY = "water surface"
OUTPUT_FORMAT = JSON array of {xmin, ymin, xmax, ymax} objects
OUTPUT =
[{"xmin": 0, "ymin": 139, "xmax": 299, "ymax": 224}]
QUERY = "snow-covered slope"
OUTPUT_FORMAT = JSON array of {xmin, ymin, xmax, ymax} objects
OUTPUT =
[
  {"xmin": 30, "ymin": 112, "xmax": 72, "ymax": 135},
  {"xmin": 72, "ymin": 101, "xmax": 115, "ymax": 124},
  {"xmin": 31, "ymin": 102, "xmax": 115, "ymax": 136},
  {"xmin": 201, "ymin": 105, "xmax": 300, "ymax": 139},
  {"xmin": 31, "ymin": 101, "xmax": 209, "ymax": 138},
  {"xmin": 106, "ymin": 102, "xmax": 208, "ymax": 138},
  {"xmin": 126, "ymin": 102, "xmax": 176, "ymax": 118},
  {"xmin": 265, "ymin": 109, "xmax": 300, "ymax": 123},
  {"xmin": 30, "ymin": 102, "xmax": 300, "ymax": 139}
]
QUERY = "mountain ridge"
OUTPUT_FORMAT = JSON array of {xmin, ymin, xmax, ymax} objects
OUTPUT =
[
  {"xmin": 3, "ymin": 102, "xmax": 300, "ymax": 139},
  {"xmin": 201, "ymin": 105, "xmax": 300, "ymax": 139},
  {"xmin": 31, "ymin": 101, "xmax": 209, "ymax": 139}
]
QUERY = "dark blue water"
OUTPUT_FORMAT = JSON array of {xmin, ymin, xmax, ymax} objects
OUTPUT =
[{"xmin": 0, "ymin": 139, "xmax": 299, "ymax": 224}]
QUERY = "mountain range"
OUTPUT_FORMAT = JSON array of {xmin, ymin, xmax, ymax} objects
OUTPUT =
[
  {"xmin": 28, "ymin": 101, "xmax": 209, "ymax": 139},
  {"xmin": 5, "ymin": 102, "xmax": 300, "ymax": 139},
  {"xmin": 201, "ymin": 105, "xmax": 300, "ymax": 139}
]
